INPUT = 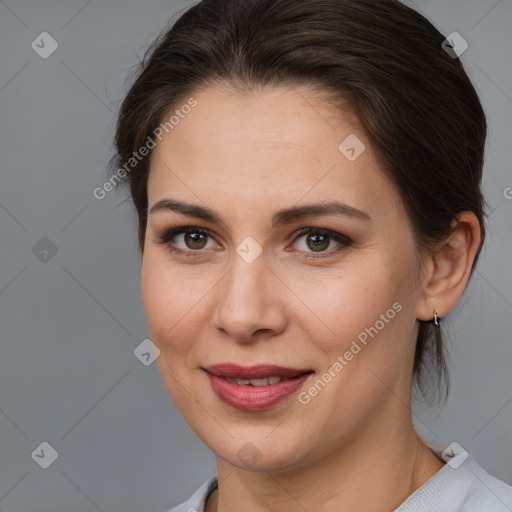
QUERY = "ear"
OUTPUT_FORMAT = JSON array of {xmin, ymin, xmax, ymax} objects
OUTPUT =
[{"xmin": 416, "ymin": 211, "xmax": 482, "ymax": 322}]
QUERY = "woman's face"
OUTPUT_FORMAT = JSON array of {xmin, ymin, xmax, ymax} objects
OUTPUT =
[{"xmin": 142, "ymin": 85, "xmax": 428, "ymax": 472}]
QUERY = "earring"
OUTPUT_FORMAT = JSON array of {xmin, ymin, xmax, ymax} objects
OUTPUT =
[{"xmin": 433, "ymin": 310, "xmax": 439, "ymax": 326}]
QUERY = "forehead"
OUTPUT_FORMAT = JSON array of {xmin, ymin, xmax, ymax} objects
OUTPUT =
[
  {"xmin": 147, "ymin": 85, "xmax": 404, "ymax": 224},
  {"xmin": 152, "ymin": 85, "xmax": 353, "ymax": 164}
]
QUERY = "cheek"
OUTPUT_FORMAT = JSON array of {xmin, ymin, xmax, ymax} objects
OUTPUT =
[
  {"xmin": 295, "ymin": 254, "xmax": 417, "ymax": 394},
  {"xmin": 141, "ymin": 254, "xmax": 212, "ymax": 416},
  {"xmin": 295, "ymin": 262, "xmax": 398, "ymax": 349},
  {"xmin": 141, "ymin": 252, "xmax": 206, "ymax": 357}
]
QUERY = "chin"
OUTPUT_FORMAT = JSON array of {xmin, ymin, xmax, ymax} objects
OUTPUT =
[{"xmin": 208, "ymin": 434, "xmax": 313, "ymax": 473}]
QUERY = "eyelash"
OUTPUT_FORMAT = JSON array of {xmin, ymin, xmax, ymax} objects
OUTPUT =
[{"xmin": 156, "ymin": 226, "xmax": 352, "ymax": 260}]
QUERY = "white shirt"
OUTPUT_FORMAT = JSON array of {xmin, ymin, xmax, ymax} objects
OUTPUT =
[{"xmin": 167, "ymin": 450, "xmax": 512, "ymax": 511}]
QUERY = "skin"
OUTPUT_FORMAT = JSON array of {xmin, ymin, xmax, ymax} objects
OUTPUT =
[{"xmin": 141, "ymin": 85, "xmax": 481, "ymax": 512}]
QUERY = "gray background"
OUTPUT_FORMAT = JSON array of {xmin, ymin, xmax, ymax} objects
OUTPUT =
[{"xmin": 0, "ymin": 0, "xmax": 511, "ymax": 510}]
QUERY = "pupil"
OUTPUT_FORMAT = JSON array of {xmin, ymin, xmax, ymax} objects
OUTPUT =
[
  {"xmin": 186, "ymin": 232, "xmax": 207, "ymax": 249},
  {"xmin": 307, "ymin": 234, "xmax": 329, "ymax": 252}
]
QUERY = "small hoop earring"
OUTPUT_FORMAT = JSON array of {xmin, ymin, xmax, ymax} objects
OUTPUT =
[{"xmin": 433, "ymin": 310, "xmax": 439, "ymax": 326}]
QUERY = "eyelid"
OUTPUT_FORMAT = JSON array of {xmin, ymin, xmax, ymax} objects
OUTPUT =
[
  {"xmin": 155, "ymin": 225, "xmax": 352, "ymax": 257},
  {"xmin": 155, "ymin": 225, "xmax": 219, "ymax": 251},
  {"xmin": 292, "ymin": 227, "xmax": 352, "ymax": 246},
  {"xmin": 290, "ymin": 227, "xmax": 352, "ymax": 259}
]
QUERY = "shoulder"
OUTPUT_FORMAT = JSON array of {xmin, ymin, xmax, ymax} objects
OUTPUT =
[
  {"xmin": 395, "ymin": 450, "xmax": 512, "ymax": 512},
  {"xmin": 166, "ymin": 476, "xmax": 218, "ymax": 512},
  {"xmin": 162, "ymin": 456, "xmax": 512, "ymax": 512}
]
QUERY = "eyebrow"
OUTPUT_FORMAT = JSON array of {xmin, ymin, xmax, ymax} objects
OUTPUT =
[{"xmin": 148, "ymin": 199, "xmax": 371, "ymax": 227}]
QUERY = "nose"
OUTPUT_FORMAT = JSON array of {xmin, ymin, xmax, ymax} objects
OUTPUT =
[{"xmin": 212, "ymin": 253, "xmax": 287, "ymax": 344}]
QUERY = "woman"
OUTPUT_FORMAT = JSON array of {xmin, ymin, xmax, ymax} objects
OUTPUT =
[{"xmin": 111, "ymin": 0, "xmax": 512, "ymax": 510}]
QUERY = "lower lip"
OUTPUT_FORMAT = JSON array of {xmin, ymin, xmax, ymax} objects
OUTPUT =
[{"xmin": 206, "ymin": 372, "xmax": 312, "ymax": 411}]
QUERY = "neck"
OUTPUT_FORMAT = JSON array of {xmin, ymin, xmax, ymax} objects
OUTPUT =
[{"xmin": 206, "ymin": 411, "xmax": 445, "ymax": 512}]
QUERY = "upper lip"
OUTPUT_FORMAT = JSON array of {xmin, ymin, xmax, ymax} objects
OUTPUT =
[{"xmin": 204, "ymin": 364, "xmax": 313, "ymax": 379}]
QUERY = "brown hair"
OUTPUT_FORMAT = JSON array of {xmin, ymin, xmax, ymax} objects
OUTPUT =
[{"xmin": 111, "ymin": 0, "xmax": 487, "ymax": 402}]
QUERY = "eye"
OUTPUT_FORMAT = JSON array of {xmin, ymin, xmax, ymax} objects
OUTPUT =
[
  {"xmin": 156, "ymin": 225, "xmax": 351, "ymax": 259},
  {"xmin": 291, "ymin": 227, "xmax": 351, "ymax": 258},
  {"xmin": 157, "ymin": 226, "xmax": 219, "ymax": 255}
]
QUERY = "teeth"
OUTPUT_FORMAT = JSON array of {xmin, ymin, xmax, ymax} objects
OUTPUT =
[
  {"xmin": 224, "ymin": 376, "xmax": 290, "ymax": 386},
  {"xmin": 250, "ymin": 378, "xmax": 272, "ymax": 387}
]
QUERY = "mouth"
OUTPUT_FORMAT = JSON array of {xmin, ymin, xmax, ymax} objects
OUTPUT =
[
  {"xmin": 223, "ymin": 375, "xmax": 292, "ymax": 386},
  {"xmin": 203, "ymin": 364, "xmax": 314, "ymax": 410}
]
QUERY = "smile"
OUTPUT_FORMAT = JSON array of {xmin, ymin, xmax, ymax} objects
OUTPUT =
[{"xmin": 204, "ymin": 364, "xmax": 314, "ymax": 410}]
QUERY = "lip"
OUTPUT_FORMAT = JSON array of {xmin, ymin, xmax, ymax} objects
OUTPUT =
[
  {"xmin": 205, "ymin": 364, "xmax": 311, "ymax": 379},
  {"xmin": 204, "ymin": 364, "xmax": 314, "ymax": 411}
]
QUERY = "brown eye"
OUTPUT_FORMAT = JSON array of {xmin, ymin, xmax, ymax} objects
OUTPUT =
[
  {"xmin": 291, "ymin": 228, "xmax": 352, "ymax": 258},
  {"xmin": 157, "ymin": 226, "xmax": 217, "ymax": 254},
  {"xmin": 183, "ymin": 231, "xmax": 209, "ymax": 250},
  {"xmin": 305, "ymin": 233, "xmax": 330, "ymax": 252}
]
